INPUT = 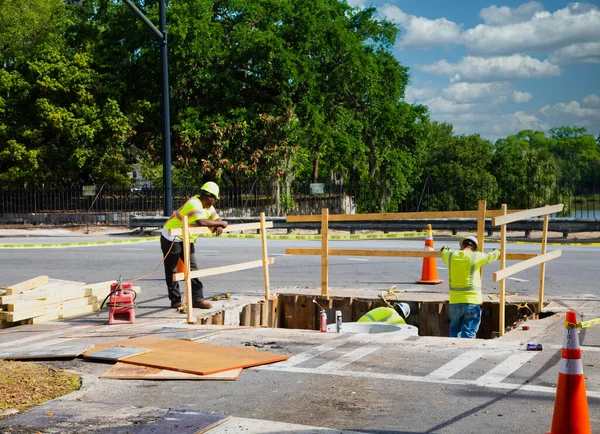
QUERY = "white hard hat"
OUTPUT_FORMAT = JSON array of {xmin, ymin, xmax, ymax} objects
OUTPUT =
[
  {"xmin": 462, "ymin": 235, "xmax": 478, "ymax": 250},
  {"xmin": 394, "ymin": 302, "xmax": 410, "ymax": 319},
  {"xmin": 200, "ymin": 181, "xmax": 220, "ymax": 199}
]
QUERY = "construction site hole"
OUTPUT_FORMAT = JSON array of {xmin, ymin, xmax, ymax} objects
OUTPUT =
[{"xmin": 203, "ymin": 293, "xmax": 543, "ymax": 339}]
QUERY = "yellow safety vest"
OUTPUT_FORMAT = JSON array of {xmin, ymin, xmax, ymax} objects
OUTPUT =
[
  {"xmin": 441, "ymin": 249, "xmax": 500, "ymax": 305},
  {"xmin": 357, "ymin": 307, "xmax": 406, "ymax": 324},
  {"xmin": 163, "ymin": 197, "xmax": 217, "ymax": 243}
]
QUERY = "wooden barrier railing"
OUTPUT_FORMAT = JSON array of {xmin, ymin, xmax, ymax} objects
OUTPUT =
[
  {"xmin": 169, "ymin": 212, "xmax": 274, "ymax": 323},
  {"xmin": 492, "ymin": 204, "xmax": 563, "ymax": 336},
  {"xmin": 286, "ymin": 201, "xmax": 536, "ymax": 299}
]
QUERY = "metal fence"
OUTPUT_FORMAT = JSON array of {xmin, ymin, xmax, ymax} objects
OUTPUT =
[{"xmin": 0, "ymin": 179, "xmax": 597, "ymax": 226}]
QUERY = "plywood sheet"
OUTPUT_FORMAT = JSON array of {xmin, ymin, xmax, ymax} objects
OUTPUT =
[
  {"xmin": 101, "ymin": 362, "xmax": 242, "ymax": 380},
  {"xmin": 83, "ymin": 336, "xmax": 289, "ymax": 375},
  {"xmin": 0, "ymin": 343, "xmax": 94, "ymax": 359},
  {"xmin": 83, "ymin": 346, "xmax": 152, "ymax": 361}
]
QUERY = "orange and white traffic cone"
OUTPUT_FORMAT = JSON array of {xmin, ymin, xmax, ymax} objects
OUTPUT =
[
  {"xmin": 416, "ymin": 224, "xmax": 443, "ymax": 285},
  {"xmin": 547, "ymin": 311, "xmax": 591, "ymax": 434}
]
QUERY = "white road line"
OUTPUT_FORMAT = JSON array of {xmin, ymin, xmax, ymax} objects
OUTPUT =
[
  {"xmin": 437, "ymin": 267, "xmax": 447, "ymax": 270},
  {"xmin": 475, "ymin": 352, "xmax": 537, "ymax": 385},
  {"xmin": 257, "ymin": 365, "xmax": 600, "ymax": 398},
  {"xmin": 275, "ymin": 335, "xmax": 377, "ymax": 368},
  {"xmin": 122, "ymin": 248, "xmax": 144, "ymax": 251},
  {"xmin": 347, "ymin": 258, "xmax": 369, "ymax": 262},
  {"xmin": 315, "ymin": 336, "xmax": 410, "ymax": 372},
  {"xmin": 507, "ymin": 277, "xmax": 528, "ymax": 282},
  {"xmin": 426, "ymin": 350, "xmax": 485, "ymax": 380}
]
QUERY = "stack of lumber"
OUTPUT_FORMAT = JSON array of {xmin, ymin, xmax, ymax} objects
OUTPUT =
[{"xmin": 0, "ymin": 276, "xmax": 140, "ymax": 327}]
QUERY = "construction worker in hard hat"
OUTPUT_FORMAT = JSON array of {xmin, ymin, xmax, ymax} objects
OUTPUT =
[
  {"xmin": 357, "ymin": 302, "xmax": 410, "ymax": 325},
  {"xmin": 440, "ymin": 235, "xmax": 500, "ymax": 338},
  {"xmin": 160, "ymin": 181, "xmax": 228, "ymax": 310}
]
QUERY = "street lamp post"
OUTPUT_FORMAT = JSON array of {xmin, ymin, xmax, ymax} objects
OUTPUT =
[{"xmin": 123, "ymin": 0, "xmax": 173, "ymax": 216}]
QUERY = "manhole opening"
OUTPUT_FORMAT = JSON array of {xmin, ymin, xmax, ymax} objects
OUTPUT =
[{"xmin": 202, "ymin": 293, "xmax": 543, "ymax": 339}]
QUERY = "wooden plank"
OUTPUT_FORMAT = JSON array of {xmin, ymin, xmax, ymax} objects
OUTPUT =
[
  {"xmin": 83, "ymin": 346, "xmax": 152, "ymax": 361},
  {"xmin": 182, "ymin": 215, "xmax": 194, "ymax": 324},
  {"xmin": 1, "ymin": 296, "xmax": 98, "ymax": 322},
  {"xmin": 493, "ymin": 249, "xmax": 562, "ymax": 281},
  {"xmin": 285, "ymin": 248, "xmax": 535, "ymax": 261},
  {"xmin": 101, "ymin": 362, "xmax": 242, "ymax": 381},
  {"xmin": 4, "ymin": 276, "xmax": 49, "ymax": 296},
  {"xmin": 260, "ymin": 212, "xmax": 271, "ymax": 301},
  {"xmin": 0, "ymin": 343, "xmax": 94, "ymax": 360},
  {"xmin": 82, "ymin": 336, "xmax": 290, "ymax": 375},
  {"xmin": 29, "ymin": 302, "xmax": 100, "ymax": 324},
  {"xmin": 321, "ymin": 208, "xmax": 329, "ymax": 298},
  {"xmin": 173, "ymin": 258, "xmax": 275, "ymax": 282},
  {"xmin": 493, "ymin": 204, "xmax": 564, "ymax": 226},
  {"xmin": 168, "ymin": 222, "xmax": 273, "ymax": 237},
  {"xmin": 499, "ymin": 204, "xmax": 507, "ymax": 337},
  {"xmin": 538, "ymin": 214, "xmax": 549, "ymax": 313},
  {"xmin": 0, "ymin": 280, "xmax": 114, "ymax": 304},
  {"xmin": 286, "ymin": 210, "xmax": 523, "ymax": 223}
]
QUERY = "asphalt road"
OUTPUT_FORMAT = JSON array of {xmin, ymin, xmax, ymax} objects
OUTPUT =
[
  {"xmin": 1, "ymin": 236, "xmax": 599, "ymax": 302},
  {"xmin": 1, "ymin": 233, "xmax": 600, "ymax": 433}
]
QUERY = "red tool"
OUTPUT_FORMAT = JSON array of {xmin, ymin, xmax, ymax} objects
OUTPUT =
[{"xmin": 107, "ymin": 278, "xmax": 136, "ymax": 325}]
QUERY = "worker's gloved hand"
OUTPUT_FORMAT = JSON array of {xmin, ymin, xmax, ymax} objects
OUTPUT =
[
  {"xmin": 440, "ymin": 245, "xmax": 450, "ymax": 252},
  {"xmin": 493, "ymin": 248, "xmax": 500, "ymax": 253}
]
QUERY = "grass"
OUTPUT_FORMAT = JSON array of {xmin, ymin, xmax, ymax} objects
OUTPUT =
[{"xmin": 0, "ymin": 360, "xmax": 80, "ymax": 414}]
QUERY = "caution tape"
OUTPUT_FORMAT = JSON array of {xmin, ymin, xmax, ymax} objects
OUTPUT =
[
  {"xmin": 0, "ymin": 231, "xmax": 426, "ymax": 248},
  {"xmin": 0, "ymin": 237, "xmax": 160, "ymax": 249},
  {"xmin": 566, "ymin": 317, "xmax": 600, "ymax": 329}
]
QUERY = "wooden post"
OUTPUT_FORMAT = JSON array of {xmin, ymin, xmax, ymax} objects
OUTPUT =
[
  {"xmin": 498, "ymin": 204, "xmax": 507, "ymax": 337},
  {"xmin": 538, "ymin": 214, "xmax": 549, "ymax": 314},
  {"xmin": 477, "ymin": 200, "xmax": 487, "ymax": 281},
  {"xmin": 182, "ymin": 215, "xmax": 194, "ymax": 324},
  {"xmin": 260, "ymin": 212, "xmax": 270, "ymax": 300},
  {"xmin": 321, "ymin": 208, "xmax": 329, "ymax": 299}
]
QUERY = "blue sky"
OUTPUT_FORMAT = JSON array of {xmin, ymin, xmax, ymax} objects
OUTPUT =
[{"xmin": 347, "ymin": 0, "xmax": 600, "ymax": 141}]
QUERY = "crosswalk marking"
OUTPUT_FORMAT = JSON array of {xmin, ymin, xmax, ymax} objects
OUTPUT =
[
  {"xmin": 315, "ymin": 336, "xmax": 410, "ymax": 372},
  {"xmin": 426, "ymin": 350, "xmax": 485, "ymax": 379},
  {"xmin": 275, "ymin": 334, "xmax": 378, "ymax": 368},
  {"xmin": 475, "ymin": 352, "xmax": 538, "ymax": 385}
]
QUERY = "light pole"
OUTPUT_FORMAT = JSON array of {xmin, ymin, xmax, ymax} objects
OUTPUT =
[{"xmin": 123, "ymin": 0, "xmax": 173, "ymax": 216}]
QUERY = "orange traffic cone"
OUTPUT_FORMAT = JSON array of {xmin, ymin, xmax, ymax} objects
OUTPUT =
[
  {"xmin": 176, "ymin": 258, "xmax": 185, "ymax": 273},
  {"xmin": 416, "ymin": 224, "xmax": 443, "ymax": 285},
  {"xmin": 547, "ymin": 311, "xmax": 591, "ymax": 434}
]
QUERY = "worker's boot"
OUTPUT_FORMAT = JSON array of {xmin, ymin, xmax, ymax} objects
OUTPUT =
[
  {"xmin": 192, "ymin": 300, "xmax": 213, "ymax": 309},
  {"xmin": 171, "ymin": 301, "xmax": 182, "ymax": 309}
]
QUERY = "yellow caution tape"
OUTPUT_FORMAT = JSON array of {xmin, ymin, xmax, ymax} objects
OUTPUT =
[
  {"xmin": 0, "ymin": 231, "xmax": 427, "ymax": 248},
  {"xmin": 566, "ymin": 317, "xmax": 600, "ymax": 329},
  {"xmin": 0, "ymin": 237, "xmax": 160, "ymax": 249}
]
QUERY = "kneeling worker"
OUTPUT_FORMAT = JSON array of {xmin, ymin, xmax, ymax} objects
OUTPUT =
[
  {"xmin": 358, "ymin": 302, "xmax": 411, "ymax": 325},
  {"xmin": 160, "ymin": 181, "xmax": 228, "ymax": 310}
]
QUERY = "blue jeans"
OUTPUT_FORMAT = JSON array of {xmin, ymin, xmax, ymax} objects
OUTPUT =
[{"xmin": 449, "ymin": 304, "xmax": 482, "ymax": 338}]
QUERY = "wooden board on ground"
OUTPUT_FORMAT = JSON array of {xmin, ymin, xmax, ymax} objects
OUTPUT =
[
  {"xmin": 101, "ymin": 362, "xmax": 243, "ymax": 381},
  {"xmin": 83, "ymin": 336, "xmax": 289, "ymax": 375},
  {"xmin": 0, "ymin": 343, "xmax": 94, "ymax": 360},
  {"xmin": 83, "ymin": 346, "xmax": 152, "ymax": 361}
]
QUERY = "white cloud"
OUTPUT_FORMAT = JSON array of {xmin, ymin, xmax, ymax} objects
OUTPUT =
[
  {"xmin": 582, "ymin": 94, "xmax": 600, "ymax": 107},
  {"xmin": 404, "ymin": 86, "xmax": 438, "ymax": 102},
  {"xmin": 420, "ymin": 55, "xmax": 561, "ymax": 82},
  {"xmin": 345, "ymin": 0, "xmax": 364, "ymax": 8},
  {"xmin": 549, "ymin": 42, "xmax": 600, "ymax": 65},
  {"xmin": 378, "ymin": 5, "xmax": 462, "ymax": 49},
  {"xmin": 512, "ymin": 90, "xmax": 533, "ymax": 104},
  {"xmin": 425, "ymin": 96, "xmax": 475, "ymax": 114},
  {"xmin": 442, "ymin": 82, "xmax": 532, "ymax": 104},
  {"xmin": 463, "ymin": 3, "xmax": 600, "ymax": 55},
  {"xmin": 433, "ymin": 111, "xmax": 550, "ymax": 139},
  {"xmin": 541, "ymin": 101, "xmax": 600, "ymax": 119},
  {"xmin": 479, "ymin": 1, "xmax": 545, "ymax": 26}
]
